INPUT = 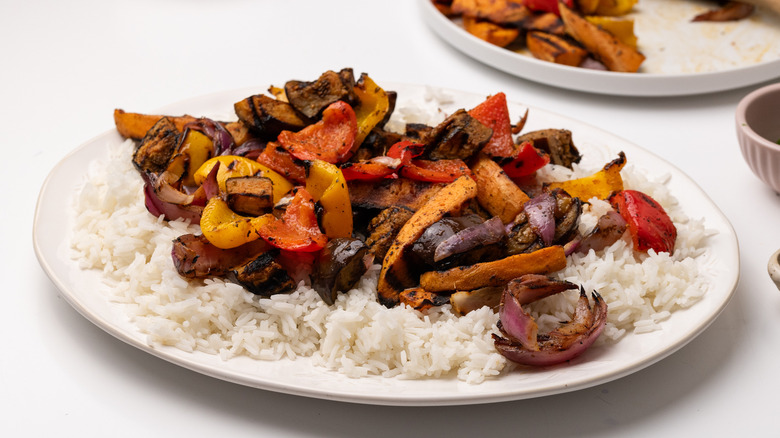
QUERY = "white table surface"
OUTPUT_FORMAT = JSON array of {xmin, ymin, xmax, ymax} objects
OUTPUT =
[{"xmin": 6, "ymin": 0, "xmax": 780, "ymax": 436}]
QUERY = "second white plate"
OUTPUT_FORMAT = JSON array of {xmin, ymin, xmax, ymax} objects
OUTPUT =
[{"xmin": 420, "ymin": 0, "xmax": 780, "ymax": 96}]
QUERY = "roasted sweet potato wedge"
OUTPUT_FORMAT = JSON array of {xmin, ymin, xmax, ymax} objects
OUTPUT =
[
  {"xmin": 451, "ymin": 0, "xmax": 530, "ymax": 24},
  {"xmin": 114, "ymin": 109, "xmax": 197, "ymax": 140},
  {"xmin": 419, "ymin": 245, "xmax": 567, "ymax": 292},
  {"xmin": 471, "ymin": 155, "xmax": 530, "ymax": 223},
  {"xmin": 114, "ymin": 109, "xmax": 253, "ymax": 146},
  {"xmin": 559, "ymin": 2, "xmax": 645, "ymax": 72},
  {"xmin": 527, "ymin": 31, "xmax": 588, "ymax": 67},
  {"xmin": 521, "ymin": 12, "xmax": 565, "ymax": 35},
  {"xmin": 462, "ymin": 16, "xmax": 521, "ymax": 48}
]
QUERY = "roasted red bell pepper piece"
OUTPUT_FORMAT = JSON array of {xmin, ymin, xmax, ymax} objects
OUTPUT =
[
  {"xmin": 502, "ymin": 141, "xmax": 550, "ymax": 178},
  {"xmin": 341, "ymin": 159, "xmax": 399, "ymax": 181},
  {"xmin": 608, "ymin": 189, "xmax": 677, "ymax": 254},
  {"xmin": 525, "ymin": 0, "xmax": 574, "ymax": 15},
  {"xmin": 400, "ymin": 159, "xmax": 473, "ymax": 183},
  {"xmin": 468, "ymin": 92, "xmax": 516, "ymax": 160},
  {"xmin": 387, "ymin": 140, "xmax": 425, "ymax": 163},
  {"xmin": 258, "ymin": 187, "xmax": 327, "ymax": 252},
  {"xmin": 277, "ymin": 101, "xmax": 357, "ymax": 164},
  {"xmin": 340, "ymin": 141, "xmax": 425, "ymax": 181},
  {"xmin": 256, "ymin": 142, "xmax": 307, "ymax": 184}
]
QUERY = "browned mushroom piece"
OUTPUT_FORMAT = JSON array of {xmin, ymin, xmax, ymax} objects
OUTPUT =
[
  {"xmin": 515, "ymin": 129, "xmax": 581, "ymax": 169},
  {"xmin": 234, "ymin": 94, "xmax": 309, "ymax": 139},
  {"xmin": 132, "ymin": 117, "xmax": 181, "ymax": 174},
  {"xmin": 423, "ymin": 109, "xmax": 493, "ymax": 160},
  {"xmin": 284, "ymin": 68, "xmax": 359, "ymax": 119}
]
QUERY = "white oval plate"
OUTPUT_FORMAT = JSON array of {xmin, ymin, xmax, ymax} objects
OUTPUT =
[
  {"xmin": 33, "ymin": 83, "xmax": 739, "ymax": 406},
  {"xmin": 420, "ymin": 0, "xmax": 780, "ymax": 96}
]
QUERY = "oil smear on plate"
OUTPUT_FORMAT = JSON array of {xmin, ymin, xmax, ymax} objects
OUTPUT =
[{"xmin": 631, "ymin": 0, "xmax": 780, "ymax": 74}]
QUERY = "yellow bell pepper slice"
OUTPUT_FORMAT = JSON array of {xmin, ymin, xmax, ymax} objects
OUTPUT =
[
  {"xmin": 586, "ymin": 16, "xmax": 637, "ymax": 48},
  {"xmin": 353, "ymin": 74, "xmax": 390, "ymax": 148},
  {"xmin": 193, "ymin": 155, "xmax": 293, "ymax": 202},
  {"xmin": 200, "ymin": 197, "xmax": 275, "ymax": 249},
  {"xmin": 594, "ymin": 0, "xmax": 637, "ymax": 16},
  {"xmin": 306, "ymin": 159, "xmax": 353, "ymax": 238},
  {"xmin": 545, "ymin": 152, "xmax": 626, "ymax": 201},
  {"xmin": 579, "ymin": 0, "xmax": 600, "ymax": 14},
  {"xmin": 165, "ymin": 130, "xmax": 214, "ymax": 187}
]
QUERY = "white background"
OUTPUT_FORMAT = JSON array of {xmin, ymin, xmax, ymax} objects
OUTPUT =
[{"xmin": 6, "ymin": 0, "xmax": 780, "ymax": 436}]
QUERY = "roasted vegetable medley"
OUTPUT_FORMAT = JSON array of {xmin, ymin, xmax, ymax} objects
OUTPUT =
[
  {"xmin": 114, "ymin": 68, "xmax": 679, "ymax": 366},
  {"xmin": 432, "ymin": 0, "xmax": 757, "ymax": 73}
]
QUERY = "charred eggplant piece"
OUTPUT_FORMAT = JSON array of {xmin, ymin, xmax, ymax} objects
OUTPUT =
[
  {"xmin": 133, "ymin": 117, "xmax": 180, "ymax": 174},
  {"xmin": 234, "ymin": 94, "xmax": 309, "ymax": 138},
  {"xmin": 312, "ymin": 238, "xmax": 371, "ymax": 305},
  {"xmin": 228, "ymin": 250, "xmax": 296, "ymax": 296},
  {"xmin": 225, "ymin": 176, "xmax": 274, "ymax": 216},
  {"xmin": 424, "ymin": 109, "xmax": 492, "ymax": 160},
  {"xmin": 284, "ymin": 68, "xmax": 358, "ymax": 119},
  {"xmin": 516, "ymin": 129, "xmax": 581, "ymax": 169}
]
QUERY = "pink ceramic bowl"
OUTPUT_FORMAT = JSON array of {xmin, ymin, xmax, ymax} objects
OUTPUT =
[{"xmin": 736, "ymin": 82, "xmax": 780, "ymax": 193}]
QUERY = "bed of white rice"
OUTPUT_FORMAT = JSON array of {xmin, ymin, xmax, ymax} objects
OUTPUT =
[{"xmin": 70, "ymin": 112, "xmax": 714, "ymax": 385}]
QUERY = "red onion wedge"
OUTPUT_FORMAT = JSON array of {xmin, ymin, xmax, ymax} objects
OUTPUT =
[
  {"xmin": 141, "ymin": 171, "xmax": 203, "ymax": 222},
  {"xmin": 506, "ymin": 274, "xmax": 579, "ymax": 305},
  {"xmin": 231, "ymin": 138, "xmax": 266, "ymax": 159},
  {"xmin": 201, "ymin": 160, "xmax": 221, "ymax": 201},
  {"xmin": 498, "ymin": 284, "xmax": 540, "ymax": 351},
  {"xmin": 143, "ymin": 182, "xmax": 203, "ymax": 223},
  {"xmin": 433, "ymin": 216, "xmax": 505, "ymax": 262},
  {"xmin": 495, "ymin": 285, "xmax": 608, "ymax": 367},
  {"xmin": 524, "ymin": 191, "xmax": 556, "ymax": 246},
  {"xmin": 185, "ymin": 118, "xmax": 235, "ymax": 155}
]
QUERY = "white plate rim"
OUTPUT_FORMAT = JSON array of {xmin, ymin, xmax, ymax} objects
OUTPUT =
[
  {"xmin": 419, "ymin": 0, "xmax": 780, "ymax": 97},
  {"xmin": 33, "ymin": 83, "xmax": 740, "ymax": 406}
]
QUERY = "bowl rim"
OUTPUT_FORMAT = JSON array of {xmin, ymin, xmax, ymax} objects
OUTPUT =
[{"xmin": 736, "ymin": 82, "xmax": 780, "ymax": 152}]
